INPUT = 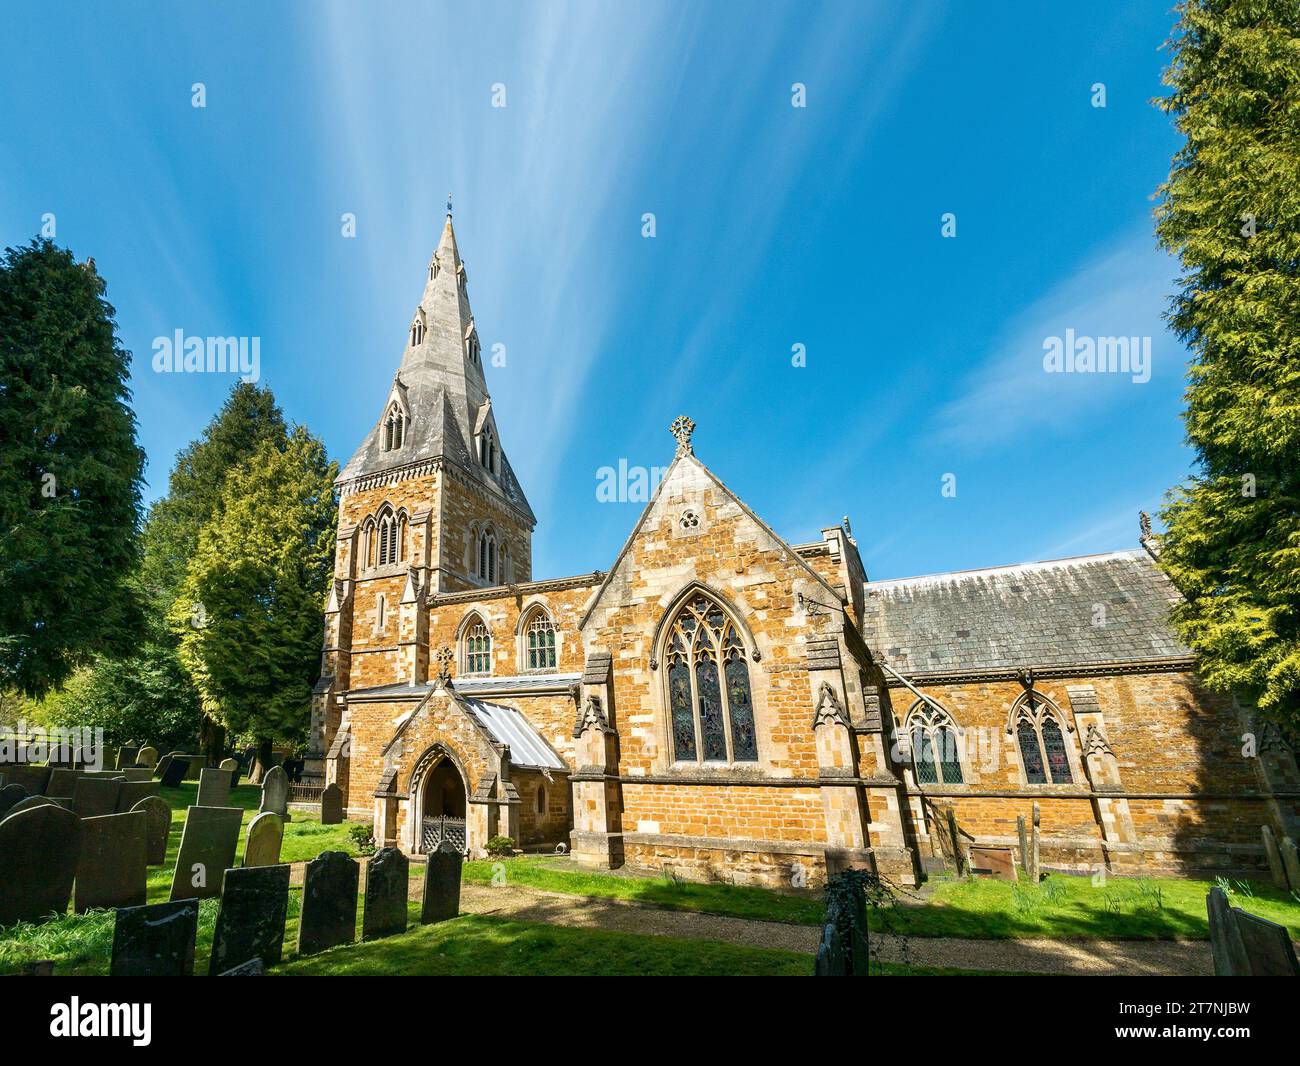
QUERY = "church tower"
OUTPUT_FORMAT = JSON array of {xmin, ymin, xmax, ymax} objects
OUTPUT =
[{"xmin": 307, "ymin": 209, "xmax": 535, "ymax": 781}]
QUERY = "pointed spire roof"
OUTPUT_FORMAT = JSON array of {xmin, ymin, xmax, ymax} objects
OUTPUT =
[{"xmin": 338, "ymin": 210, "xmax": 535, "ymax": 526}]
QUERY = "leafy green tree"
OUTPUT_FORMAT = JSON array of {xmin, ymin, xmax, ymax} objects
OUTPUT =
[
  {"xmin": 1154, "ymin": 0, "xmax": 1300, "ymax": 726},
  {"xmin": 173, "ymin": 427, "xmax": 337, "ymax": 777},
  {"xmin": 140, "ymin": 382, "xmax": 288, "ymax": 758},
  {"xmin": 0, "ymin": 240, "xmax": 145, "ymax": 695}
]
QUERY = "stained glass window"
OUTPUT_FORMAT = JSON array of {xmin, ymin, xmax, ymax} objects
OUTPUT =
[
  {"xmin": 1041, "ymin": 718, "xmax": 1073, "ymax": 784},
  {"xmin": 906, "ymin": 702, "xmax": 963, "ymax": 785},
  {"xmin": 1015, "ymin": 696, "xmax": 1074, "ymax": 784},
  {"xmin": 662, "ymin": 593, "xmax": 758, "ymax": 764},
  {"xmin": 464, "ymin": 620, "xmax": 491, "ymax": 674},
  {"xmin": 1018, "ymin": 720, "xmax": 1046, "ymax": 783},
  {"xmin": 526, "ymin": 611, "xmax": 557, "ymax": 671}
]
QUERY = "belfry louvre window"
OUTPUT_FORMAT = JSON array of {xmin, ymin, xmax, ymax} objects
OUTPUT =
[
  {"xmin": 907, "ymin": 703, "xmax": 963, "ymax": 785},
  {"xmin": 664, "ymin": 594, "xmax": 758, "ymax": 763},
  {"xmin": 526, "ymin": 610, "xmax": 557, "ymax": 671},
  {"xmin": 384, "ymin": 405, "xmax": 405, "ymax": 451},
  {"xmin": 464, "ymin": 620, "xmax": 491, "ymax": 675},
  {"xmin": 1015, "ymin": 697, "xmax": 1074, "ymax": 785},
  {"xmin": 375, "ymin": 511, "xmax": 405, "ymax": 567},
  {"xmin": 478, "ymin": 530, "xmax": 497, "ymax": 584}
]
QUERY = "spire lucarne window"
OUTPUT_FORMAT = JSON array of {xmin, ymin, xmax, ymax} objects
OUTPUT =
[
  {"xmin": 664, "ymin": 593, "xmax": 757, "ymax": 763},
  {"xmin": 383, "ymin": 404, "xmax": 405, "ymax": 451}
]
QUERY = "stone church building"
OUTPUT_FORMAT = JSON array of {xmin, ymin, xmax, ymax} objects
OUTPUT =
[{"xmin": 310, "ymin": 213, "xmax": 1299, "ymax": 888}]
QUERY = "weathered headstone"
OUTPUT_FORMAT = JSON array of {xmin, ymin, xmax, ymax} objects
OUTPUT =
[
  {"xmin": 122, "ymin": 767, "xmax": 154, "ymax": 783},
  {"xmin": 1207, "ymin": 886, "xmax": 1245, "ymax": 976},
  {"xmin": 363, "ymin": 847, "xmax": 409, "ymax": 940},
  {"xmin": 319, "ymin": 782, "xmax": 343, "ymax": 825},
  {"xmin": 136, "ymin": 746, "xmax": 159, "ymax": 769},
  {"xmin": 220, "ymin": 758, "xmax": 238, "ymax": 773},
  {"xmin": 169, "ymin": 805, "xmax": 243, "ymax": 901},
  {"xmin": 209, "ymin": 863, "xmax": 290, "ymax": 975},
  {"xmin": 109, "ymin": 898, "xmax": 198, "ymax": 977},
  {"xmin": 7, "ymin": 764, "xmax": 51, "ymax": 795},
  {"xmin": 131, "ymin": 795, "xmax": 172, "ymax": 866},
  {"xmin": 183, "ymin": 756, "xmax": 205, "ymax": 782},
  {"xmin": 1, "ymin": 794, "xmax": 56, "ymax": 821},
  {"xmin": 75, "ymin": 810, "xmax": 148, "ymax": 913},
  {"xmin": 421, "ymin": 839, "xmax": 462, "ymax": 924},
  {"xmin": 196, "ymin": 767, "xmax": 233, "ymax": 808},
  {"xmin": 1234, "ymin": 909, "xmax": 1300, "ymax": 976},
  {"xmin": 259, "ymin": 765, "xmax": 289, "ymax": 820},
  {"xmin": 159, "ymin": 757, "xmax": 189, "ymax": 788},
  {"xmin": 0, "ymin": 782, "xmax": 30, "ymax": 816},
  {"xmin": 115, "ymin": 747, "xmax": 139, "ymax": 771},
  {"xmin": 72, "ymin": 776, "xmax": 123, "ymax": 819},
  {"xmin": 154, "ymin": 751, "xmax": 181, "ymax": 780},
  {"xmin": 46, "ymin": 767, "xmax": 80, "ymax": 798},
  {"xmin": 1262, "ymin": 825, "xmax": 1288, "ymax": 889},
  {"xmin": 297, "ymin": 851, "xmax": 359, "ymax": 955},
  {"xmin": 1281, "ymin": 837, "xmax": 1300, "ymax": 894},
  {"xmin": 242, "ymin": 811, "xmax": 284, "ymax": 867},
  {"xmin": 0, "ymin": 802, "xmax": 81, "ymax": 925}
]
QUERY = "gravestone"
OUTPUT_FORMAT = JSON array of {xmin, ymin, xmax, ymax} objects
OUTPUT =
[
  {"xmin": 7, "ymin": 764, "xmax": 51, "ymax": 795},
  {"xmin": 131, "ymin": 795, "xmax": 172, "ymax": 865},
  {"xmin": 159, "ymin": 757, "xmax": 189, "ymax": 789},
  {"xmin": 1234, "ymin": 909, "xmax": 1300, "ymax": 976},
  {"xmin": 969, "ymin": 846, "xmax": 1018, "ymax": 881},
  {"xmin": 136, "ymin": 746, "xmax": 159, "ymax": 769},
  {"xmin": 73, "ymin": 776, "xmax": 123, "ymax": 818},
  {"xmin": 0, "ymin": 782, "xmax": 30, "ymax": 816},
  {"xmin": 75, "ymin": 810, "xmax": 148, "ymax": 913},
  {"xmin": 1262, "ymin": 825, "xmax": 1288, "ymax": 889},
  {"xmin": 242, "ymin": 811, "xmax": 284, "ymax": 867},
  {"xmin": 169, "ymin": 806, "xmax": 243, "ymax": 901},
  {"xmin": 109, "ymin": 898, "xmax": 198, "ymax": 977},
  {"xmin": 363, "ymin": 847, "xmax": 409, "ymax": 939},
  {"xmin": 297, "ymin": 851, "xmax": 359, "ymax": 955},
  {"xmin": 98, "ymin": 748, "xmax": 119, "ymax": 774},
  {"xmin": 208, "ymin": 863, "xmax": 290, "ymax": 975},
  {"xmin": 46, "ymin": 767, "xmax": 80, "ymax": 798},
  {"xmin": 196, "ymin": 767, "xmax": 233, "ymax": 808},
  {"xmin": 421, "ymin": 839, "xmax": 462, "ymax": 924},
  {"xmin": 319, "ymin": 783, "xmax": 343, "ymax": 825},
  {"xmin": 122, "ymin": 767, "xmax": 154, "ymax": 783},
  {"xmin": 0, "ymin": 802, "xmax": 81, "ymax": 925},
  {"xmin": 259, "ymin": 765, "xmax": 289, "ymax": 820},
  {"xmin": 220, "ymin": 758, "xmax": 238, "ymax": 773},
  {"xmin": 183, "ymin": 757, "xmax": 205, "ymax": 782},
  {"xmin": 115, "ymin": 747, "xmax": 139, "ymax": 771},
  {"xmin": 1281, "ymin": 837, "xmax": 1300, "ymax": 894},
  {"xmin": 1, "ymin": 795, "xmax": 56, "ymax": 821},
  {"xmin": 1030, "ymin": 802, "xmax": 1042, "ymax": 883},
  {"xmin": 154, "ymin": 751, "xmax": 181, "ymax": 780}
]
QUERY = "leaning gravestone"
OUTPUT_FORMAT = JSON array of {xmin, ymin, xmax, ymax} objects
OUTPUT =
[
  {"xmin": 136, "ymin": 746, "xmax": 159, "ymax": 770},
  {"xmin": 0, "ymin": 802, "xmax": 81, "ymax": 925},
  {"xmin": 159, "ymin": 757, "xmax": 189, "ymax": 789},
  {"xmin": 1281, "ymin": 837, "xmax": 1300, "ymax": 894},
  {"xmin": 131, "ymin": 795, "xmax": 172, "ymax": 866},
  {"xmin": 73, "ymin": 776, "xmax": 123, "ymax": 819},
  {"xmin": 1207, "ymin": 885, "xmax": 1300, "ymax": 976},
  {"xmin": 363, "ymin": 847, "xmax": 409, "ymax": 940},
  {"xmin": 259, "ymin": 765, "xmax": 289, "ymax": 821},
  {"xmin": 0, "ymin": 782, "xmax": 30, "ymax": 816},
  {"xmin": 319, "ymin": 783, "xmax": 343, "ymax": 825},
  {"xmin": 75, "ymin": 810, "xmax": 148, "ymax": 913},
  {"xmin": 421, "ymin": 839, "xmax": 462, "ymax": 924},
  {"xmin": 1262, "ymin": 825, "xmax": 1288, "ymax": 889},
  {"xmin": 169, "ymin": 806, "xmax": 244, "ymax": 901},
  {"xmin": 196, "ymin": 767, "xmax": 233, "ymax": 808},
  {"xmin": 45, "ymin": 767, "xmax": 80, "ymax": 799},
  {"xmin": 115, "ymin": 747, "xmax": 139, "ymax": 771},
  {"xmin": 154, "ymin": 751, "xmax": 181, "ymax": 780},
  {"xmin": 208, "ymin": 863, "xmax": 290, "ymax": 974},
  {"xmin": 297, "ymin": 851, "xmax": 359, "ymax": 956},
  {"xmin": 109, "ymin": 898, "xmax": 198, "ymax": 976},
  {"xmin": 242, "ymin": 811, "xmax": 284, "ymax": 867}
]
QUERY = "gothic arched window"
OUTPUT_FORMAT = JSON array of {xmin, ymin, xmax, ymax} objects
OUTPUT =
[
  {"xmin": 906, "ymin": 702, "xmax": 964, "ymax": 785},
  {"xmin": 663, "ymin": 593, "xmax": 757, "ymax": 764},
  {"xmin": 477, "ymin": 529, "xmax": 497, "ymax": 584},
  {"xmin": 524, "ymin": 607, "xmax": 557, "ymax": 671},
  {"xmin": 410, "ymin": 318, "xmax": 425, "ymax": 347},
  {"xmin": 384, "ymin": 404, "xmax": 405, "ymax": 451},
  {"xmin": 1014, "ymin": 695, "xmax": 1074, "ymax": 785},
  {"xmin": 463, "ymin": 617, "xmax": 492, "ymax": 675},
  {"xmin": 479, "ymin": 426, "xmax": 497, "ymax": 475}
]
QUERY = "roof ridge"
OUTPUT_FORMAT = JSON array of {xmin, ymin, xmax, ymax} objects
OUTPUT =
[{"xmin": 866, "ymin": 549, "xmax": 1147, "ymax": 589}]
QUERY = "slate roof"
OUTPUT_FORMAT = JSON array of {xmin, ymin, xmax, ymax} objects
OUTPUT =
[
  {"xmin": 460, "ymin": 697, "xmax": 567, "ymax": 771},
  {"xmin": 860, "ymin": 549, "xmax": 1191, "ymax": 676}
]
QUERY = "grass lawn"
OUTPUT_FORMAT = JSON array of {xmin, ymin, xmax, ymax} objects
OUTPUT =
[{"xmin": 463, "ymin": 856, "xmax": 826, "ymax": 925}]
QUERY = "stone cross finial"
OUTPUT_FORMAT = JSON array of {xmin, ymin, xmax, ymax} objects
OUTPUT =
[
  {"xmin": 670, "ymin": 415, "xmax": 696, "ymax": 455},
  {"xmin": 1139, "ymin": 510, "xmax": 1152, "ymax": 539},
  {"xmin": 434, "ymin": 645, "xmax": 454, "ymax": 689}
]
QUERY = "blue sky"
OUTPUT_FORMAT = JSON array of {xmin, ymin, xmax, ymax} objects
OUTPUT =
[{"xmin": 0, "ymin": 1, "xmax": 1192, "ymax": 581}]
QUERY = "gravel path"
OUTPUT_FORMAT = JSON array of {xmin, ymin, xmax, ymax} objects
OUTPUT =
[{"xmin": 428, "ymin": 879, "xmax": 1221, "ymax": 974}]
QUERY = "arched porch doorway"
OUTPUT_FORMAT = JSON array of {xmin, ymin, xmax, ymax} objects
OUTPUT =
[{"xmin": 417, "ymin": 752, "xmax": 468, "ymax": 854}]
